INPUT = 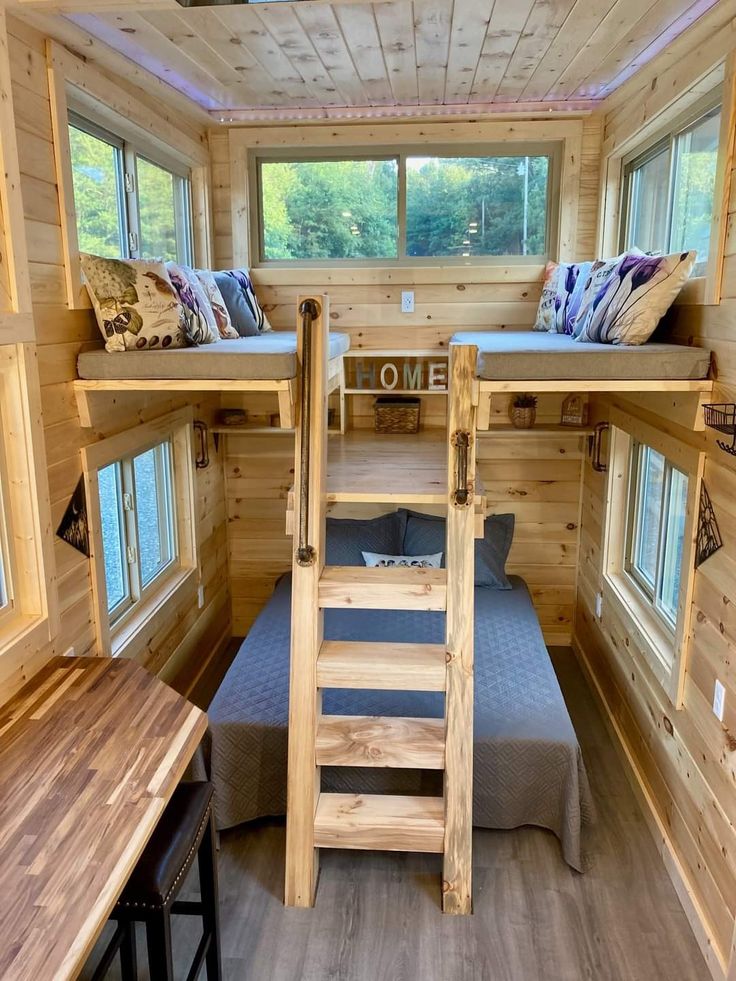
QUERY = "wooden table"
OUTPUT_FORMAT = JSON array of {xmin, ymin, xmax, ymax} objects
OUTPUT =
[{"xmin": 0, "ymin": 656, "xmax": 207, "ymax": 980}]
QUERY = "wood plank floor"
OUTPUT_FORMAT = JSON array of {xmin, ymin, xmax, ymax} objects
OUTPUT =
[{"xmin": 83, "ymin": 649, "xmax": 709, "ymax": 981}]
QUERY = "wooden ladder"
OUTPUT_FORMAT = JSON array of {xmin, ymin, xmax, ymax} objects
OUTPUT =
[{"xmin": 285, "ymin": 295, "xmax": 476, "ymax": 914}]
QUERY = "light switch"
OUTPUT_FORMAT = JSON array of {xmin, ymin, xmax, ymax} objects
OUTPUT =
[
  {"xmin": 401, "ymin": 290, "xmax": 415, "ymax": 313},
  {"xmin": 713, "ymin": 679, "xmax": 726, "ymax": 722}
]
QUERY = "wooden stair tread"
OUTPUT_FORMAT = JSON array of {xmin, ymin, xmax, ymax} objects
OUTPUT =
[
  {"xmin": 319, "ymin": 566, "xmax": 447, "ymax": 611},
  {"xmin": 314, "ymin": 793, "xmax": 445, "ymax": 853},
  {"xmin": 316, "ymin": 715, "xmax": 445, "ymax": 768},
  {"xmin": 317, "ymin": 641, "xmax": 447, "ymax": 691}
]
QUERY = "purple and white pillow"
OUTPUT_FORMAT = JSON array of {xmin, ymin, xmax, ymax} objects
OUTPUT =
[
  {"xmin": 166, "ymin": 262, "xmax": 219, "ymax": 346},
  {"xmin": 574, "ymin": 250, "xmax": 696, "ymax": 345},
  {"xmin": 533, "ymin": 260, "xmax": 593, "ymax": 334}
]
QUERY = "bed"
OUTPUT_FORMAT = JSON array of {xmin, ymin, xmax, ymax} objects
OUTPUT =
[
  {"xmin": 74, "ymin": 331, "xmax": 350, "ymax": 428},
  {"xmin": 195, "ymin": 573, "xmax": 594, "ymax": 872},
  {"xmin": 451, "ymin": 330, "xmax": 711, "ymax": 382}
]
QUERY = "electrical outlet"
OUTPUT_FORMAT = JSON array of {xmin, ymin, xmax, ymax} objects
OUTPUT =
[
  {"xmin": 197, "ymin": 584, "xmax": 205, "ymax": 609},
  {"xmin": 713, "ymin": 679, "xmax": 726, "ymax": 722},
  {"xmin": 595, "ymin": 592, "xmax": 603, "ymax": 618},
  {"xmin": 401, "ymin": 290, "xmax": 415, "ymax": 313}
]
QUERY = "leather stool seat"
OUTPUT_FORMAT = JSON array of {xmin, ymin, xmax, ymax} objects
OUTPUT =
[{"xmin": 117, "ymin": 782, "xmax": 214, "ymax": 910}]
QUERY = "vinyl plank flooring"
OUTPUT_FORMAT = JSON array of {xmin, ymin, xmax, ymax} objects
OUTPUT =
[{"xmin": 82, "ymin": 648, "xmax": 709, "ymax": 981}]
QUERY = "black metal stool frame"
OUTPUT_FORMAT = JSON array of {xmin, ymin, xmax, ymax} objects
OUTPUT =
[{"xmin": 109, "ymin": 801, "xmax": 222, "ymax": 981}]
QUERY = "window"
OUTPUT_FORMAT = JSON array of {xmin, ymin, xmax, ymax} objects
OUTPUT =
[
  {"xmin": 621, "ymin": 98, "xmax": 721, "ymax": 275},
  {"xmin": 625, "ymin": 443, "xmax": 688, "ymax": 633},
  {"xmin": 97, "ymin": 441, "xmax": 177, "ymax": 627},
  {"xmin": 82, "ymin": 409, "xmax": 198, "ymax": 656},
  {"xmin": 0, "ymin": 346, "xmax": 58, "ymax": 660},
  {"xmin": 255, "ymin": 146, "xmax": 557, "ymax": 264},
  {"xmin": 69, "ymin": 112, "xmax": 193, "ymax": 264},
  {"xmin": 602, "ymin": 409, "xmax": 703, "ymax": 706}
]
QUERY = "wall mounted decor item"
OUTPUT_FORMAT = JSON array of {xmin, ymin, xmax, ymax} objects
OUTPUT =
[
  {"xmin": 696, "ymin": 482, "xmax": 723, "ymax": 568},
  {"xmin": 56, "ymin": 476, "xmax": 89, "ymax": 557},
  {"xmin": 703, "ymin": 404, "xmax": 736, "ymax": 456}
]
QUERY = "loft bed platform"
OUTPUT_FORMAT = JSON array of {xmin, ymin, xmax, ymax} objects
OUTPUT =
[
  {"xmin": 73, "ymin": 332, "xmax": 349, "ymax": 428},
  {"xmin": 286, "ymin": 430, "xmax": 487, "ymax": 534},
  {"xmin": 450, "ymin": 331, "xmax": 714, "ymax": 427}
]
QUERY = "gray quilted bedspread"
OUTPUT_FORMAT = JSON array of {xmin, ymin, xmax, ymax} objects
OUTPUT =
[{"xmin": 194, "ymin": 575, "xmax": 594, "ymax": 871}]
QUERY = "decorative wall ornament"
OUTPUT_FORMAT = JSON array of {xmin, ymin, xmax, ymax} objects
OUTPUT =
[
  {"xmin": 56, "ymin": 476, "xmax": 89, "ymax": 557},
  {"xmin": 561, "ymin": 393, "xmax": 589, "ymax": 427},
  {"xmin": 353, "ymin": 359, "xmax": 448, "ymax": 392},
  {"xmin": 696, "ymin": 482, "xmax": 723, "ymax": 568}
]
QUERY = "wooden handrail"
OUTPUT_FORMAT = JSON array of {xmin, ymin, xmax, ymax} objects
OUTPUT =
[{"xmin": 295, "ymin": 297, "xmax": 320, "ymax": 567}]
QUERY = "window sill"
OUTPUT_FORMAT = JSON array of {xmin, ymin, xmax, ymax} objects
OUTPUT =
[
  {"xmin": 0, "ymin": 613, "xmax": 52, "ymax": 661},
  {"xmin": 602, "ymin": 572, "xmax": 678, "ymax": 695},
  {"xmin": 110, "ymin": 566, "xmax": 197, "ymax": 660}
]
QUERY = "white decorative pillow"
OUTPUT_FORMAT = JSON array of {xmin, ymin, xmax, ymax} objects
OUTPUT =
[
  {"xmin": 575, "ymin": 250, "xmax": 696, "ymax": 345},
  {"xmin": 572, "ymin": 248, "xmax": 645, "ymax": 339},
  {"xmin": 361, "ymin": 551, "xmax": 443, "ymax": 568},
  {"xmin": 166, "ymin": 262, "xmax": 219, "ymax": 346},
  {"xmin": 81, "ymin": 254, "xmax": 186, "ymax": 352},
  {"xmin": 196, "ymin": 269, "xmax": 238, "ymax": 339}
]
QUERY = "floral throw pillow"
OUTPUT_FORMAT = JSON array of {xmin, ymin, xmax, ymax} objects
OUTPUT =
[
  {"xmin": 361, "ymin": 551, "xmax": 443, "ymax": 568},
  {"xmin": 81, "ymin": 254, "xmax": 186, "ymax": 352},
  {"xmin": 166, "ymin": 262, "xmax": 219, "ymax": 346},
  {"xmin": 196, "ymin": 269, "xmax": 238, "ymax": 339},
  {"xmin": 213, "ymin": 268, "xmax": 272, "ymax": 336},
  {"xmin": 533, "ymin": 261, "xmax": 560, "ymax": 332},
  {"xmin": 533, "ymin": 261, "xmax": 594, "ymax": 334},
  {"xmin": 575, "ymin": 251, "xmax": 696, "ymax": 345}
]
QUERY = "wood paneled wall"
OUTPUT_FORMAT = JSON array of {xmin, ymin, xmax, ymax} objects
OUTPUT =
[
  {"xmin": 0, "ymin": 16, "xmax": 231, "ymax": 701},
  {"xmin": 213, "ymin": 116, "xmax": 600, "ymax": 641},
  {"xmin": 574, "ymin": 18, "xmax": 736, "ymax": 979}
]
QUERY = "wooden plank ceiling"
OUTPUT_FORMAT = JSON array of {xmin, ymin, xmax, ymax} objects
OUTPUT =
[{"xmin": 62, "ymin": 0, "xmax": 720, "ymax": 117}]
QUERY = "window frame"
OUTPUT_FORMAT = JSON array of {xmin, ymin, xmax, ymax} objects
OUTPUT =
[
  {"xmin": 69, "ymin": 110, "xmax": 194, "ymax": 266},
  {"xmin": 0, "ymin": 345, "xmax": 59, "ymax": 670},
  {"xmin": 618, "ymin": 91, "xmax": 722, "ymax": 275},
  {"xmin": 602, "ymin": 407, "xmax": 704, "ymax": 707},
  {"xmin": 81, "ymin": 407, "xmax": 199, "ymax": 659},
  {"xmin": 250, "ymin": 142, "xmax": 562, "ymax": 268}
]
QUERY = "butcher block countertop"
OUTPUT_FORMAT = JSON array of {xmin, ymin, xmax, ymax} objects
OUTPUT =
[{"xmin": 0, "ymin": 656, "xmax": 207, "ymax": 980}]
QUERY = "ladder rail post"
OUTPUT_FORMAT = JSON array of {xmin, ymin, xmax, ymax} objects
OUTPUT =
[
  {"xmin": 285, "ymin": 293, "xmax": 329, "ymax": 908},
  {"xmin": 443, "ymin": 342, "xmax": 477, "ymax": 915}
]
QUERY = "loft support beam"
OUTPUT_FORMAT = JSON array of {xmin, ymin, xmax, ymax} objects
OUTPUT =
[
  {"xmin": 284, "ymin": 294, "xmax": 329, "ymax": 908},
  {"xmin": 442, "ymin": 342, "xmax": 477, "ymax": 914}
]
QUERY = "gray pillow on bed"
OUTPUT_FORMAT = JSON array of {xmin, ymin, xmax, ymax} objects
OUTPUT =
[
  {"xmin": 401, "ymin": 510, "xmax": 514, "ymax": 589},
  {"xmin": 326, "ymin": 512, "xmax": 407, "ymax": 567}
]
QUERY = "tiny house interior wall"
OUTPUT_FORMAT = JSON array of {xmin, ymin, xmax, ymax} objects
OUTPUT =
[{"xmin": 0, "ymin": 0, "xmax": 735, "ymax": 977}]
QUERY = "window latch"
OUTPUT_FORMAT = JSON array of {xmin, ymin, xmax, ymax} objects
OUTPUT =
[
  {"xmin": 127, "ymin": 231, "xmax": 138, "ymax": 253},
  {"xmin": 122, "ymin": 492, "xmax": 134, "ymax": 512},
  {"xmin": 124, "ymin": 172, "xmax": 135, "ymax": 194},
  {"xmin": 126, "ymin": 545, "xmax": 137, "ymax": 565}
]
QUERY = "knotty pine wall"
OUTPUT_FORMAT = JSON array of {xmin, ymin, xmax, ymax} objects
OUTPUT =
[
  {"xmin": 211, "ymin": 118, "xmax": 601, "ymax": 641},
  {"xmin": 0, "ymin": 16, "xmax": 231, "ymax": 701},
  {"xmin": 573, "ymin": 11, "xmax": 736, "ymax": 978}
]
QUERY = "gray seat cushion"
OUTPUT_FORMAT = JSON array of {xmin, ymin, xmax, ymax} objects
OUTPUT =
[
  {"xmin": 451, "ymin": 331, "xmax": 711, "ymax": 381},
  {"xmin": 77, "ymin": 332, "xmax": 350, "ymax": 381}
]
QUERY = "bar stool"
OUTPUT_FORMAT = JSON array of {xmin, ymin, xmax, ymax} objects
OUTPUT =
[{"xmin": 93, "ymin": 781, "xmax": 222, "ymax": 981}]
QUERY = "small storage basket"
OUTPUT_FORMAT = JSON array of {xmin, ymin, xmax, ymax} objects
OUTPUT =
[
  {"xmin": 703, "ymin": 403, "xmax": 736, "ymax": 436},
  {"xmin": 374, "ymin": 396, "xmax": 421, "ymax": 434}
]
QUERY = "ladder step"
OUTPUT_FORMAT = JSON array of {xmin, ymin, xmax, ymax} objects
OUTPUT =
[
  {"xmin": 316, "ymin": 715, "xmax": 445, "ymax": 768},
  {"xmin": 318, "ymin": 566, "xmax": 447, "ymax": 611},
  {"xmin": 314, "ymin": 793, "xmax": 445, "ymax": 853},
  {"xmin": 317, "ymin": 641, "xmax": 447, "ymax": 691}
]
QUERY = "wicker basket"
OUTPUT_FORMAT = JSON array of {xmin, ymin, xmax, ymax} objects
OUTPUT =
[{"xmin": 374, "ymin": 396, "xmax": 421, "ymax": 434}]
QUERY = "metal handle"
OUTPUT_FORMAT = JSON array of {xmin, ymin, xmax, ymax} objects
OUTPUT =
[
  {"xmin": 296, "ymin": 298, "xmax": 321, "ymax": 567},
  {"xmin": 592, "ymin": 421, "xmax": 609, "ymax": 473},
  {"xmin": 193, "ymin": 420, "xmax": 209, "ymax": 469},
  {"xmin": 451, "ymin": 430, "xmax": 472, "ymax": 507}
]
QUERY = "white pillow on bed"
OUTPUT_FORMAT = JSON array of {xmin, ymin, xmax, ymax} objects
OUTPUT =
[{"xmin": 362, "ymin": 551, "xmax": 442, "ymax": 568}]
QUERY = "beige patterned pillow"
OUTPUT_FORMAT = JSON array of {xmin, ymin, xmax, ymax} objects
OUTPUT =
[
  {"xmin": 196, "ymin": 269, "xmax": 238, "ymax": 339},
  {"xmin": 81, "ymin": 254, "xmax": 186, "ymax": 352}
]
